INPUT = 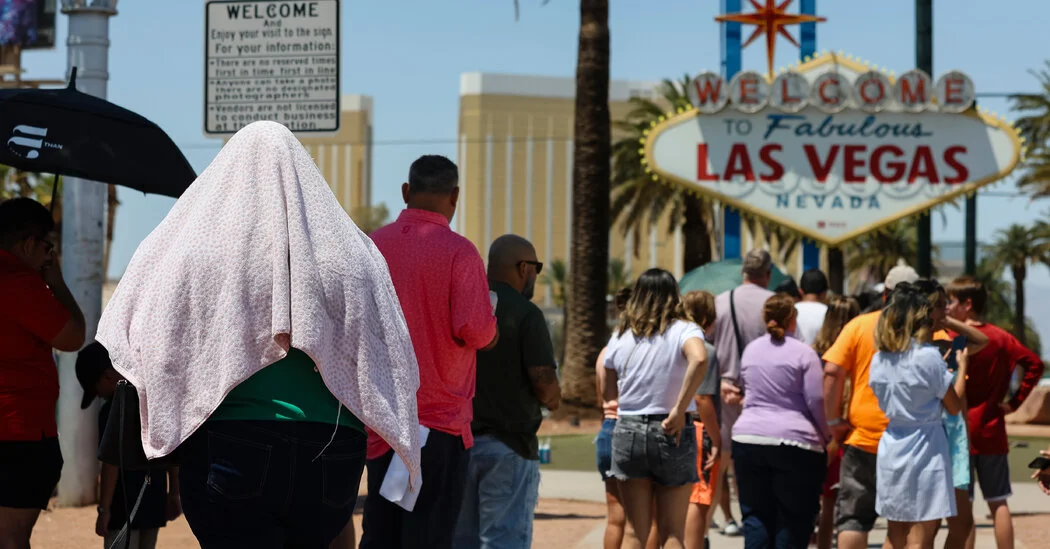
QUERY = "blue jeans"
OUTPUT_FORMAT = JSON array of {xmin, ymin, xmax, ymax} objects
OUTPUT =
[
  {"xmin": 453, "ymin": 435, "xmax": 541, "ymax": 549},
  {"xmin": 732, "ymin": 441, "xmax": 826, "ymax": 549},
  {"xmin": 179, "ymin": 420, "xmax": 366, "ymax": 549},
  {"xmin": 595, "ymin": 418, "xmax": 616, "ymax": 481}
]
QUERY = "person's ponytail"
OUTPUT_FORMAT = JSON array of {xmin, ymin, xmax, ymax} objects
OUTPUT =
[
  {"xmin": 767, "ymin": 319, "xmax": 786, "ymax": 340},
  {"xmin": 763, "ymin": 294, "xmax": 796, "ymax": 342}
]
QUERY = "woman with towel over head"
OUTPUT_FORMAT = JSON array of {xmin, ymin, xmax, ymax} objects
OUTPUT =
[{"xmin": 96, "ymin": 121, "xmax": 422, "ymax": 549}]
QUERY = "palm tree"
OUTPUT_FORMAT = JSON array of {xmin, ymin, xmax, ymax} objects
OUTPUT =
[
  {"xmin": 845, "ymin": 217, "xmax": 939, "ymax": 289},
  {"xmin": 973, "ymin": 256, "xmax": 1013, "ymax": 325},
  {"xmin": 558, "ymin": 0, "xmax": 611, "ymax": 409},
  {"xmin": 1015, "ymin": 148, "xmax": 1050, "ymax": 199},
  {"xmin": 611, "ymin": 76, "xmax": 714, "ymax": 272},
  {"xmin": 607, "ymin": 258, "xmax": 630, "ymax": 295},
  {"xmin": 541, "ymin": 259, "xmax": 569, "ymax": 364},
  {"xmin": 351, "ymin": 203, "xmax": 390, "ymax": 234},
  {"xmin": 741, "ymin": 212, "xmax": 800, "ymax": 272},
  {"xmin": 984, "ymin": 224, "xmax": 1045, "ymax": 347},
  {"xmin": 514, "ymin": 0, "xmax": 610, "ymax": 409},
  {"xmin": 1011, "ymin": 62, "xmax": 1050, "ymax": 197},
  {"xmin": 103, "ymin": 184, "xmax": 119, "ymax": 280}
]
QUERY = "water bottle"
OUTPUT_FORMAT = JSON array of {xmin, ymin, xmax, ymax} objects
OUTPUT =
[{"xmin": 538, "ymin": 437, "xmax": 551, "ymax": 464}]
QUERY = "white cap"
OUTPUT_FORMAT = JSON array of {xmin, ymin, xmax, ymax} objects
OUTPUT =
[{"xmin": 884, "ymin": 260, "xmax": 919, "ymax": 291}]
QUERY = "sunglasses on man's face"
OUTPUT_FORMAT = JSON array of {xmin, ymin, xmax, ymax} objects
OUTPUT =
[{"xmin": 519, "ymin": 260, "xmax": 543, "ymax": 274}]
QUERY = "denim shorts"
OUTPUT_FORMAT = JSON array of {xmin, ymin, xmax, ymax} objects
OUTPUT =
[
  {"xmin": 595, "ymin": 418, "xmax": 616, "ymax": 481},
  {"xmin": 610, "ymin": 414, "xmax": 699, "ymax": 487}
]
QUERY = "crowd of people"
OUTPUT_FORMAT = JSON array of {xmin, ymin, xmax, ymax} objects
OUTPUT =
[
  {"xmin": 594, "ymin": 250, "xmax": 1048, "ymax": 549},
  {"xmin": 1, "ymin": 120, "xmax": 1049, "ymax": 549}
]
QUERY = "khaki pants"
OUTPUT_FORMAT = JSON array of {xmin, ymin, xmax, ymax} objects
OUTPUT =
[{"xmin": 103, "ymin": 528, "xmax": 159, "ymax": 549}]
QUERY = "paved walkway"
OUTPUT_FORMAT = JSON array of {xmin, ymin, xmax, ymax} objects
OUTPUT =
[{"xmin": 536, "ymin": 470, "xmax": 1050, "ymax": 549}]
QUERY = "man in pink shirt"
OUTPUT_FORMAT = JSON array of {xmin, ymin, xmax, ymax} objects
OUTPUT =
[{"xmin": 362, "ymin": 155, "xmax": 499, "ymax": 549}]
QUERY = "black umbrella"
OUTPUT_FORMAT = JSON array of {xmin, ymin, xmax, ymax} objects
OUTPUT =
[{"xmin": 0, "ymin": 67, "xmax": 196, "ymax": 206}]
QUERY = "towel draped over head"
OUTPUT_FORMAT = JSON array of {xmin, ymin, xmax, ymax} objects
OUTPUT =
[{"xmin": 96, "ymin": 121, "xmax": 421, "ymax": 488}]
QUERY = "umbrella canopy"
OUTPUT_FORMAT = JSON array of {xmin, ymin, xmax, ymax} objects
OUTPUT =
[
  {"xmin": 678, "ymin": 258, "xmax": 790, "ymax": 296},
  {"xmin": 0, "ymin": 68, "xmax": 195, "ymax": 198}
]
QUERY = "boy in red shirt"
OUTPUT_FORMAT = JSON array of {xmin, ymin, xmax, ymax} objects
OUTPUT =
[
  {"xmin": 946, "ymin": 276, "xmax": 1044, "ymax": 549},
  {"xmin": 0, "ymin": 198, "xmax": 86, "ymax": 548}
]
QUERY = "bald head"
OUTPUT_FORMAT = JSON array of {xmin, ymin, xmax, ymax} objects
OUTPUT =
[{"xmin": 488, "ymin": 235, "xmax": 541, "ymax": 298}]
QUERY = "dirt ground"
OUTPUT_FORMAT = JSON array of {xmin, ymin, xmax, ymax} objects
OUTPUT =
[
  {"xmin": 28, "ymin": 500, "xmax": 1050, "ymax": 549},
  {"xmin": 1015, "ymin": 514, "xmax": 1050, "ymax": 549},
  {"xmin": 30, "ymin": 498, "xmax": 606, "ymax": 549}
]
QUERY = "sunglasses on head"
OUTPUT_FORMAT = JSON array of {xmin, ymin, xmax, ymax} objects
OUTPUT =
[{"xmin": 518, "ymin": 260, "xmax": 543, "ymax": 274}]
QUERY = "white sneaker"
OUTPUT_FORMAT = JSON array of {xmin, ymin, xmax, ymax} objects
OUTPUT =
[{"xmin": 722, "ymin": 520, "xmax": 742, "ymax": 536}]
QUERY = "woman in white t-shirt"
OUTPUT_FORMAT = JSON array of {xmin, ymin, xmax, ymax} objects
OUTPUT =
[{"xmin": 603, "ymin": 268, "xmax": 709, "ymax": 549}]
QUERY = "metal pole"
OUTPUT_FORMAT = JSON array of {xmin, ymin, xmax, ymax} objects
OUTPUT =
[
  {"xmin": 916, "ymin": 0, "xmax": 933, "ymax": 277},
  {"xmin": 55, "ymin": 0, "xmax": 117, "ymax": 507},
  {"xmin": 965, "ymin": 194, "xmax": 977, "ymax": 274}
]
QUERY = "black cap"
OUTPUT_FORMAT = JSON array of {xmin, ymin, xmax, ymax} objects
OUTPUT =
[{"xmin": 75, "ymin": 341, "xmax": 111, "ymax": 409}]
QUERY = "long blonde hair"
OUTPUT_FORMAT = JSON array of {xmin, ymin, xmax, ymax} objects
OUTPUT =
[
  {"xmin": 812, "ymin": 296, "xmax": 861, "ymax": 357},
  {"xmin": 874, "ymin": 282, "xmax": 933, "ymax": 353},
  {"xmin": 618, "ymin": 268, "xmax": 685, "ymax": 338}
]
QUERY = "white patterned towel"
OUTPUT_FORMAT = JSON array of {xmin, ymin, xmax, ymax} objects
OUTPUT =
[{"xmin": 96, "ymin": 121, "xmax": 422, "ymax": 490}]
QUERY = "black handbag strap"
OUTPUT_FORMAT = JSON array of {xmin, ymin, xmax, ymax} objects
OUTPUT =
[
  {"xmin": 107, "ymin": 382, "xmax": 151, "ymax": 549},
  {"xmin": 729, "ymin": 289, "xmax": 744, "ymax": 359}
]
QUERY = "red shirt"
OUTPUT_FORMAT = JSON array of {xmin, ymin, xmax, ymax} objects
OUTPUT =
[
  {"xmin": 367, "ymin": 209, "xmax": 497, "ymax": 458},
  {"xmin": 0, "ymin": 250, "xmax": 70, "ymax": 440},
  {"xmin": 951, "ymin": 323, "xmax": 1044, "ymax": 455}
]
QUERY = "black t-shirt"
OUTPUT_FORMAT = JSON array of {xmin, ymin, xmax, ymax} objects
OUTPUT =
[
  {"xmin": 471, "ymin": 282, "xmax": 557, "ymax": 460},
  {"xmin": 98, "ymin": 400, "xmax": 169, "ymax": 531}
]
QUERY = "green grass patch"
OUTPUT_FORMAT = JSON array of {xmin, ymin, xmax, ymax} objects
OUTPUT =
[
  {"xmin": 537, "ymin": 433, "xmax": 1050, "ymax": 485},
  {"xmin": 538, "ymin": 434, "xmax": 597, "ymax": 473},
  {"xmin": 1008, "ymin": 436, "xmax": 1050, "ymax": 484}
]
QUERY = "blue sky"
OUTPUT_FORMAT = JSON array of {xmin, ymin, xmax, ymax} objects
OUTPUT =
[{"xmin": 21, "ymin": 0, "xmax": 1050, "ymax": 346}]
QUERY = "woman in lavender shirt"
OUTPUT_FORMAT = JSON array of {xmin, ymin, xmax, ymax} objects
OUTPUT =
[{"xmin": 732, "ymin": 294, "xmax": 830, "ymax": 549}]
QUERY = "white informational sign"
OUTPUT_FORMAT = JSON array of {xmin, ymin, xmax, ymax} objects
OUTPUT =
[
  {"xmin": 644, "ymin": 53, "xmax": 1022, "ymax": 246},
  {"xmin": 204, "ymin": 0, "xmax": 340, "ymax": 136}
]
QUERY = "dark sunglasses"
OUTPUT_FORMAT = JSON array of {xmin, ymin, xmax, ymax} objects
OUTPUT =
[{"xmin": 518, "ymin": 260, "xmax": 543, "ymax": 274}]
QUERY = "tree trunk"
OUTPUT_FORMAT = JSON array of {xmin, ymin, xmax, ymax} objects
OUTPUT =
[
  {"xmin": 1013, "ymin": 266, "xmax": 1027, "ymax": 347},
  {"xmin": 102, "ymin": 184, "xmax": 118, "ymax": 280},
  {"xmin": 562, "ymin": 0, "xmax": 610, "ymax": 410},
  {"xmin": 682, "ymin": 193, "xmax": 711, "ymax": 272},
  {"xmin": 828, "ymin": 247, "xmax": 845, "ymax": 295}
]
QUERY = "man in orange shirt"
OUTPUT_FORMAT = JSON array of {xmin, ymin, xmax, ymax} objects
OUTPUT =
[
  {"xmin": 0, "ymin": 198, "xmax": 86, "ymax": 549},
  {"xmin": 822, "ymin": 265, "xmax": 917, "ymax": 549}
]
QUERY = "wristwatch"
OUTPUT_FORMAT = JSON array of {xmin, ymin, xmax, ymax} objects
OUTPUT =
[{"xmin": 827, "ymin": 417, "xmax": 844, "ymax": 427}]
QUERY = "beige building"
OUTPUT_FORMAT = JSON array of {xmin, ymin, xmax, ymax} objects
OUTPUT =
[
  {"xmin": 457, "ymin": 73, "xmax": 685, "ymax": 306},
  {"xmin": 297, "ymin": 94, "xmax": 374, "ymax": 214}
]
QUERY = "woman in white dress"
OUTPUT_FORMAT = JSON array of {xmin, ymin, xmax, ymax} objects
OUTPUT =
[{"xmin": 868, "ymin": 282, "xmax": 968, "ymax": 549}]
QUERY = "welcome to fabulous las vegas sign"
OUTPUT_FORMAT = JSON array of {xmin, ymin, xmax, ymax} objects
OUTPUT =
[{"xmin": 641, "ymin": 52, "xmax": 1023, "ymax": 247}]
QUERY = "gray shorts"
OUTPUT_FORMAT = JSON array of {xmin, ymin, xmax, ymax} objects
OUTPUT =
[
  {"xmin": 835, "ymin": 445, "xmax": 879, "ymax": 532},
  {"xmin": 969, "ymin": 454, "xmax": 1012, "ymax": 502},
  {"xmin": 610, "ymin": 414, "xmax": 699, "ymax": 487},
  {"xmin": 720, "ymin": 402, "xmax": 743, "ymax": 453}
]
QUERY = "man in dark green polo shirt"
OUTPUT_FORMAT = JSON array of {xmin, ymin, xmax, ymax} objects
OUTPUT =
[{"xmin": 453, "ymin": 234, "xmax": 561, "ymax": 548}]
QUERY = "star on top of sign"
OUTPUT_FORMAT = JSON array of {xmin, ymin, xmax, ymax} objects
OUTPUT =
[{"xmin": 716, "ymin": 0, "xmax": 827, "ymax": 79}]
